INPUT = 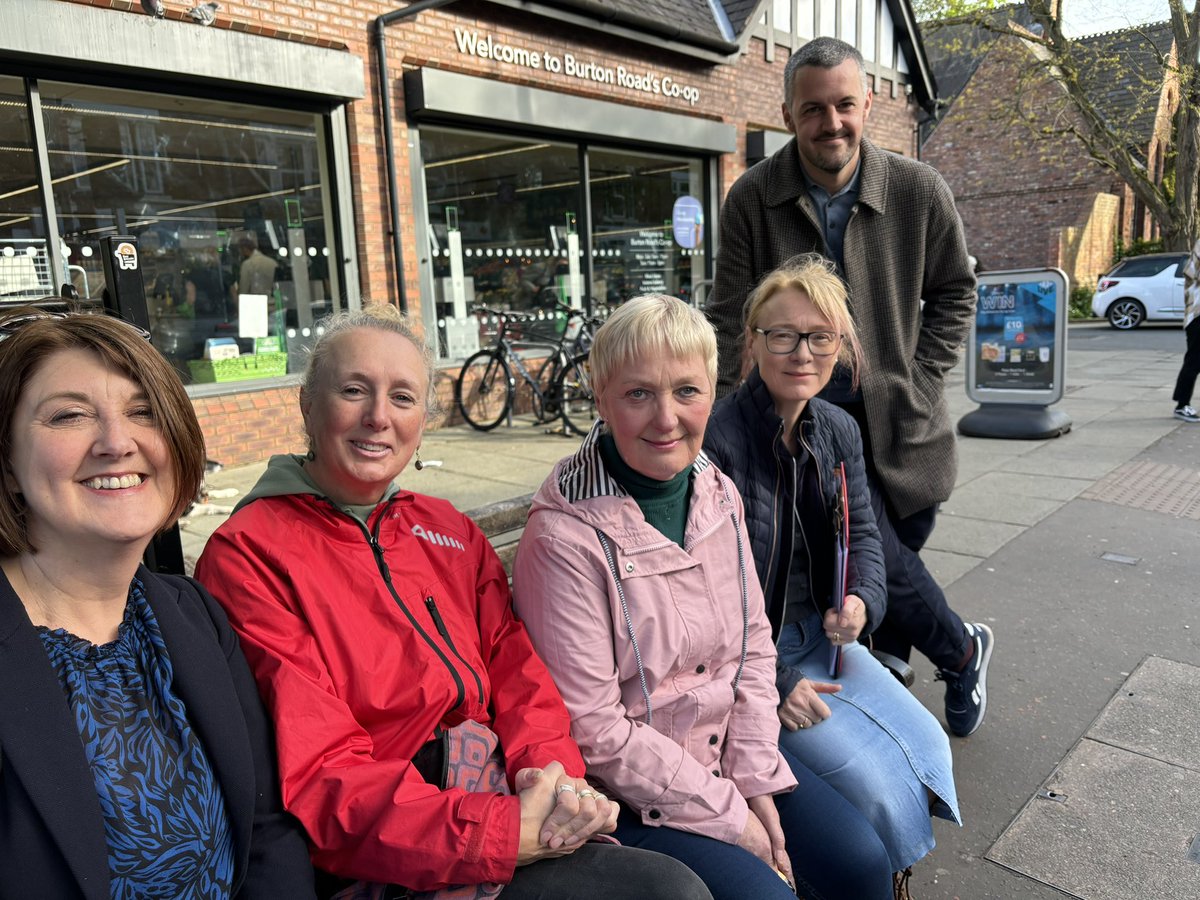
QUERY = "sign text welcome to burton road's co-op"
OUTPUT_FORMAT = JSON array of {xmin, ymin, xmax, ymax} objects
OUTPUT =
[{"xmin": 453, "ymin": 28, "xmax": 702, "ymax": 107}]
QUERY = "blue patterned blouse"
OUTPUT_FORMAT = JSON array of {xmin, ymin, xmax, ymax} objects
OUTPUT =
[{"xmin": 37, "ymin": 579, "xmax": 235, "ymax": 899}]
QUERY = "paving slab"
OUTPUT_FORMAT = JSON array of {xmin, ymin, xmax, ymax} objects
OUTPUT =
[
  {"xmin": 927, "ymin": 514, "xmax": 1026, "ymax": 558},
  {"xmin": 999, "ymin": 447, "xmax": 1133, "ymax": 480},
  {"xmin": 939, "ymin": 483, "xmax": 1062, "ymax": 526},
  {"xmin": 988, "ymin": 657, "xmax": 1200, "ymax": 900},
  {"xmin": 1089, "ymin": 656, "xmax": 1200, "ymax": 774},
  {"xmin": 924, "ymin": 547, "xmax": 986, "ymax": 588},
  {"xmin": 956, "ymin": 470, "xmax": 1094, "ymax": 503}
]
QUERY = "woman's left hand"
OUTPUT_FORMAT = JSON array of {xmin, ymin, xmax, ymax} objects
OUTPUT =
[
  {"xmin": 747, "ymin": 794, "xmax": 794, "ymax": 889},
  {"xmin": 824, "ymin": 594, "xmax": 867, "ymax": 645},
  {"xmin": 514, "ymin": 766, "xmax": 619, "ymax": 849}
]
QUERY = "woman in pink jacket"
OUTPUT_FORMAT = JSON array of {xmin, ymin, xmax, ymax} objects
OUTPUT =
[{"xmin": 512, "ymin": 296, "xmax": 891, "ymax": 900}]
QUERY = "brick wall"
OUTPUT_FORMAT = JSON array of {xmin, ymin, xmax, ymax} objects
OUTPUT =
[
  {"xmin": 191, "ymin": 386, "xmax": 307, "ymax": 467},
  {"xmin": 922, "ymin": 35, "xmax": 1124, "ymax": 281}
]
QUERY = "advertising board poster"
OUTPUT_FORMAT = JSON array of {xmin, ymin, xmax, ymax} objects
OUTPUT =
[{"xmin": 973, "ymin": 278, "xmax": 1058, "ymax": 392}]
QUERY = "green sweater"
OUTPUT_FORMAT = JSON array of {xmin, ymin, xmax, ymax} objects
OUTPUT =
[{"xmin": 599, "ymin": 433, "xmax": 692, "ymax": 547}]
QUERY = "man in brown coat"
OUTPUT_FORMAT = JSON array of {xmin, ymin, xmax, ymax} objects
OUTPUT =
[{"xmin": 707, "ymin": 37, "xmax": 993, "ymax": 737}]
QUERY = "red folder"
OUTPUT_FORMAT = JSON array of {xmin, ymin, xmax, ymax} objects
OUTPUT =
[{"xmin": 829, "ymin": 461, "xmax": 850, "ymax": 678}]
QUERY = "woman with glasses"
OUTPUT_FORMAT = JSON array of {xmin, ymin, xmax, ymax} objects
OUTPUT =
[
  {"xmin": 703, "ymin": 256, "xmax": 961, "ymax": 892},
  {"xmin": 0, "ymin": 306, "xmax": 314, "ymax": 898}
]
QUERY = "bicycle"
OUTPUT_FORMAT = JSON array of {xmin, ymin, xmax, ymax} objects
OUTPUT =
[{"xmin": 455, "ymin": 302, "xmax": 603, "ymax": 435}]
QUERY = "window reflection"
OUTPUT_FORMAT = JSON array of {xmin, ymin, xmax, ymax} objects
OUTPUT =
[
  {"xmin": 38, "ymin": 81, "xmax": 336, "ymax": 383},
  {"xmin": 589, "ymin": 147, "xmax": 704, "ymax": 307},
  {"xmin": 0, "ymin": 76, "xmax": 50, "ymax": 300},
  {"xmin": 424, "ymin": 130, "xmax": 580, "ymax": 315},
  {"xmin": 421, "ymin": 127, "xmax": 708, "ymax": 359}
]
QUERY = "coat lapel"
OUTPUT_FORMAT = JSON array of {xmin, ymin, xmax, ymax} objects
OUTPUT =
[{"xmin": 0, "ymin": 572, "xmax": 111, "ymax": 900}]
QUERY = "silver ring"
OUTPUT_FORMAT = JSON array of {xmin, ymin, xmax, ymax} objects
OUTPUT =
[
  {"xmin": 799, "ymin": 716, "xmax": 809, "ymax": 728},
  {"xmin": 556, "ymin": 783, "xmax": 577, "ymax": 796},
  {"xmin": 577, "ymin": 789, "xmax": 597, "ymax": 800}
]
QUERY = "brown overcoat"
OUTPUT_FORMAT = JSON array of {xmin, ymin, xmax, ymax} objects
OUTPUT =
[{"xmin": 707, "ymin": 137, "xmax": 976, "ymax": 518}]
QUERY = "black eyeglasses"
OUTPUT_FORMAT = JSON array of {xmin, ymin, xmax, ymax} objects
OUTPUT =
[
  {"xmin": 0, "ymin": 310, "xmax": 152, "ymax": 343},
  {"xmin": 753, "ymin": 328, "xmax": 843, "ymax": 357}
]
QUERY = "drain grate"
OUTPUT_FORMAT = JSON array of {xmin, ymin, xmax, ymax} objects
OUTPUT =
[{"xmin": 1081, "ymin": 461, "xmax": 1200, "ymax": 519}]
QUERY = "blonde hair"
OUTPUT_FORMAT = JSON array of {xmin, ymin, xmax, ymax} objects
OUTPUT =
[
  {"xmin": 590, "ymin": 294, "xmax": 717, "ymax": 394},
  {"xmin": 743, "ymin": 254, "xmax": 864, "ymax": 388},
  {"xmin": 300, "ymin": 303, "xmax": 441, "ymax": 421}
]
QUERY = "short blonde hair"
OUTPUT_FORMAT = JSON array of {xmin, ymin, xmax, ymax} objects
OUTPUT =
[
  {"xmin": 590, "ymin": 294, "xmax": 717, "ymax": 394},
  {"xmin": 743, "ymin": 254, "xmax": 864, "ymax": 389}
]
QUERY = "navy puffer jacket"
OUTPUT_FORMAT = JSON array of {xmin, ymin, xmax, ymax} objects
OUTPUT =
[{"xmin": 704, "ymin": 369, "xmax": 886, "ymax": 695}]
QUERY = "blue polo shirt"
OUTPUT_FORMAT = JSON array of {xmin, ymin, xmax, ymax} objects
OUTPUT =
[
  {"xmin": 802, "ymin": 163, "xmax": 861, "ymax": 273},
  {"xmin": 802, "ymin": 162, "xmax": 862, "ymax": 403}
]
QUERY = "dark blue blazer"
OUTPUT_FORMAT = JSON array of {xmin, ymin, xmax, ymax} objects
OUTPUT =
[{"xmin": 0, "ymin": 565, "xmax": 315, "ymax": 899}]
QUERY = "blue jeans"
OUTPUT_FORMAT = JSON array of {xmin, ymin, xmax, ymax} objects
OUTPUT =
[
  {"xmin": 612, "ymin": 746, "xmax": 892, "ymax": 900},
  {"xmin": 777, "ymin": 612, "xmax": 961, "ymax": 870}
]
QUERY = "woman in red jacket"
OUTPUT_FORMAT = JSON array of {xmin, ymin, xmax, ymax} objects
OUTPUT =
[{"xmin": 195, "ymin": 305, "xmax": 709, "ymax": 900}]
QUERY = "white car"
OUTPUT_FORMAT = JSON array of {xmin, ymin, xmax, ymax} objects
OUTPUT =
[{"xmin": 1092, "ymin": 252, "xmax": 1188, "ymax": 329}]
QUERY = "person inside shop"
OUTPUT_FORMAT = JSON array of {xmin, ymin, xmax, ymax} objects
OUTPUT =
[
  {"xmin": 232, "ymin": 233, "xmax": 278, "ymax": 300},
  {"xmin": 0, "ymin": 305, "xmax": 314, "ymax": 898},
  {"xmin": 511, "ymin": 295, "xmax": 893, "ymax": 900},
  {"xmin": 703, "ymin": 255, "xmax": 961, "ymax": 894},
  {"xmin": 194, "ymin": 305, "xmax": 711, "ymax": 900}
]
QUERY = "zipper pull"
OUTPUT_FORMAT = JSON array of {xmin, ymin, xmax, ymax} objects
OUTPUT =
[
  {"xmin": 425, "ymin": 596, "xmax": 451, "ymax": 640},
  {"xmin": 370, "ymin": 537, "xmax": 392, "ymax": 585}
]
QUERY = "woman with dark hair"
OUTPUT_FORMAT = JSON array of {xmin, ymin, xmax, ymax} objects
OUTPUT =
[{"xmin": 0, "ymin": 305, "xmax": 314, "ymax": 899}]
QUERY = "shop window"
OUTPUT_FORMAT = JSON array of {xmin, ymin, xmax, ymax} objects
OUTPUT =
[
  {"xmin": 38, "ymin": 81, "xmax": 339, "ymax": 385},
  {"xmin": 424, "ymin": 129, "xmax": 580, "ymax": 317},
  {"xmin": 588, "ymin": 147, "xmax": 705, "ymax": 307},
  {"xmin": 420, "ymin": 126, "xmax": 708, "ymax": 360},
  {"xmin": 0, "ymin": 76, "xmax": 51, "ymax": 300}
]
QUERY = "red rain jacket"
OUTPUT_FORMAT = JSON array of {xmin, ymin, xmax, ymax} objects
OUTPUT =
[{"xmin": 196, "ymin": 488, "xmax": 584, "ymax": 890}]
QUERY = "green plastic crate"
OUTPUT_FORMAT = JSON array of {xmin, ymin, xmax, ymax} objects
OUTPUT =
[{"xmin": 188, "ymin": 351, "xmax": 288, "ymax": 383}]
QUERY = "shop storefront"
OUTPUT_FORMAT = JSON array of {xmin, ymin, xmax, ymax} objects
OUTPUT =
[
  {"xmin": 405, "ymin": 67, "xmax": 733, "ymax": 360},
  {"xmin": 3, "ymin": 0, "xmax": 932, "ymax": 467}
]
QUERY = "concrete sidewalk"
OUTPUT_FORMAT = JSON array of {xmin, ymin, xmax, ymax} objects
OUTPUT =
[{"xmin": 184, "ymin": 324, "xmax": 1200, "ymax": 899}]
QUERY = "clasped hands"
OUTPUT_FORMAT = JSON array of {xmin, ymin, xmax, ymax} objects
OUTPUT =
[
  {"xmin": 778, "ymin": 595, "xmax": 866, "ymax": 732},
  {"xmin": 514, "ymin": 761, "xmax": 618, "ymax": 865}
]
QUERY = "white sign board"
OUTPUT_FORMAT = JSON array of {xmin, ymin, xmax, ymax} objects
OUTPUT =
[{"xmin": 239, "ymin": 293, "xmax": 270, "ymax": 339}]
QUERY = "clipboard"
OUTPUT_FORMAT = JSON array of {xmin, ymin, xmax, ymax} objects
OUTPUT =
[{"xmin": 829, "ymin": 461, "xmax": 850, "ymax": 678}]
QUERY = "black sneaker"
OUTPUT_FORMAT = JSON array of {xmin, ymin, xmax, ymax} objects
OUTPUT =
[
  {"xmin": 936, "ymin": 623, "xmax": 994, "ymax": 737},
  {"xmin": 1175, "ymin": 405, "xmax": 1200, "ymax": 423}
]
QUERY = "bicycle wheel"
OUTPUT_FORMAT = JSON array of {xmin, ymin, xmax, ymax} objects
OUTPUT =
[
  {"xmin": 535, "ymin": 352, "xmax": 566, "ymax": 419},
  {"xmin": 557, "ymin": 352, "xmax": 598, "ymax": 437},
  {"xmin": 456, "ymin": 350, "xmax": 513, "ymax": 431}
]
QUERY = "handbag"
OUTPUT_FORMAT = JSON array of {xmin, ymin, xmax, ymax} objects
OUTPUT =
[{"xmin": 330, "ymin": 719, "xmax": 509, "ymax": 900}]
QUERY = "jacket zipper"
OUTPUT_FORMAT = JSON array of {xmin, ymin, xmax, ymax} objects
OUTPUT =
[
  {"xmin": 767, "ymin": 421, "xmax": 786, "ymax": 644},
  {"xmin": 336, "ymin": 498, "xmax": 468, "ymax": 711},
  {"xmin": 796, "ymin": 422, "xmax": 829, "ymax": 619},
  {"xmin": 425, "ymin": 596, "xmax": 484, "ymax": 706}
]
